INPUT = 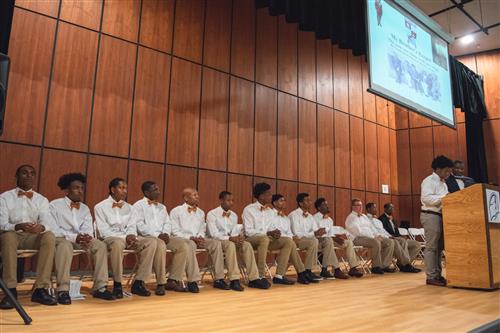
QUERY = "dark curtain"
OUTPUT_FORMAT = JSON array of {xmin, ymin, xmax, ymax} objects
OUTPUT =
[
  {"xmin": 450, "ymin": 56, "xmax": 489, "ymax": 183},
  {"xmin": 0, "ymin": 0, "xmax": 15, "ymax": 54},
  {"xmin": 255, "ymin": 0, "xmax": 367, "ymax": 56}
]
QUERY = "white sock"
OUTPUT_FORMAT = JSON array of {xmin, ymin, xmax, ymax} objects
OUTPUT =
[{"xmin": 274, "ymin": 274, "xmax": 283, "ymax": 279}]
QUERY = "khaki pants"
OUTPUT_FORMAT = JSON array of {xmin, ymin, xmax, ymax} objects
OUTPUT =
[
  {"xmin": 179, "ymin": 239, "xmax": 202, "ymax": 282},
  {"xmin": 396, "ymin": 237, "xmax": 421, "ymax": 261},
  {"xmin": 353, "ymin": 236, "xmax": 394, "ymax": 268},
  {"xmin": 103, "ymin": 236, "xmax": 156, "ymax": 283},
  {"xmin": 237, "ymin": 240, "xmax": 259, "ymax": 281},
  {"xmin": 163, "ymin": 237, "xmax": 189, "ymax": 282},
  {"xmin": 55, "ymin": 237, "xmax": 108, "ymax": 291},
  {"xmin": 0, "ymin": 230, "xmax": 55, "ymax": 289},
  {"xmin": 334, "ymin": 239, "xmax": 360, "ymax": 268},
  {"xmin": 421, "ymin": 213, "xmax": 443, "ymax": 280},
  {"xmin": 318, "ymin": 237, "xmax": 339, "ymax": 268},
  {"xmin": 297, "ymin": 237, "xmax": 319, "ymax": 270}
]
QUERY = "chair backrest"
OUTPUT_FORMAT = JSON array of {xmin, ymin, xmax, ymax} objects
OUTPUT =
[
  {"xmin": 398, "ymin": 228, "xmax": 409, "ymax": 236},
  {"xmin": 408, "ymin": 228, "xmax": 424, "ymax": 241}
]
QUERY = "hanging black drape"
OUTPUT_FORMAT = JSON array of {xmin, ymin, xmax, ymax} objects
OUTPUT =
[
  {"xmin": 255, "ymin": 0, "xmax": 367, "ymax": 56},
  {"xmin": 0, "ymin": 0, "xmax": 15, "ymax": 55},
  {"xmin": 450, "ymin": 57, "xmax": 489, "ymax": 183}
]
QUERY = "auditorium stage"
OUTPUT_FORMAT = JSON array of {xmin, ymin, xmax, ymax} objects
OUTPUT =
[{"xmin": 1, "ymin": 268, "xmax": 498, "ymax": 332}]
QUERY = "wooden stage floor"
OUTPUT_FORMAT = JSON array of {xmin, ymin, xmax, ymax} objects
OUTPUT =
[{"xmin": 1, "ymin": 268, "xmax": 499, "ymax": 332}]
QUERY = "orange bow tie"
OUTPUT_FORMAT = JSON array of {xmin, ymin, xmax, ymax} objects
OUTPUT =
[
  {"xmin": 278, "ymin": 211, "xmax": 286, "ymax": 217},
  {"xmin": 222, "ymin": 211, "xmax": 231, "ymax": 218},
  {"xmin": 260, "ymin": 206, "xmax": 269, "ymax": 211},
  {"xmin": 70, "ymin": 202, "xmax": 80, "ymax": 210},
  {"xmin": 188, "ymin": 206, "xmax": 197, "ymax": 213},
  {"xmin": 112, "ymin": 202, "xmax": 124, "ymax": 209},
  {"xmin": 322, "ymin": 214, "xmax": 329, "ymax": 219},
  {"xmin": 302, "ymin": 212, "xmax": 309, "ymax": 218},
  {"xmin": 18, "ymin": 190, "xmax": 33, "ymax": 199},
  {"xmin": 147, "ymin": 199, "xmax": 158, "ymax": 206}
]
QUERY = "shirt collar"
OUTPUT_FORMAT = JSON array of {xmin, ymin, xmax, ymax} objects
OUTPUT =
[
  {"xmin": 432, "ymin": 172, "xmax": 445, "ymax": 182},
  {"xmin": 16, "ymin": 187, "xmax": 33, "ymax": 193},
  {"xmin": 108, "ymin": 195, "xmax": 124, "ymax": 205}
]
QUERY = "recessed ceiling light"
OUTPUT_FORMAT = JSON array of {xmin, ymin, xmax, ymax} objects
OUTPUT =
[{"xmin": 459, "ymin": 35, "xmax": 474, "ymax": 45}]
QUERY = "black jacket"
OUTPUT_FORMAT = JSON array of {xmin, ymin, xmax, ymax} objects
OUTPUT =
[{"xmin": 378, "ymin": 213, "xmax": 400, "ymax": 237}]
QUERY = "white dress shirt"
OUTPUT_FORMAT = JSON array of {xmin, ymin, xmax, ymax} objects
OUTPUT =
[
  {"xmin": 367, "ymin": 214, "xmax": 391, "ymax": 238},
  {"xmin": 269, "ymin": 209, "xmax": 293, "ymax": 238},
  {"xmin": 288, "ymin": 208, "xmax": 316, "ymax": 238},
  {"xmin": 345, "ymin": 211, "xmax": 382, "ymax": 239},
  {"xmin": 49, "ymin": 197, "xmax": 93, "ymax": 242},
  {"xmin": 94, "ymin": 196, "xmax": 136, "ymax": 239},
  {"xmin": 169, "ymin": 203, "xmax": 206, "ymax": 239},
  {"xmin": 242, "ymin": 202, "xmax": 275, "ymax": 237},
  {"xmin": 132, "ymin": 197, "xmax": 176, "ymax": 237},
  {"xmin": 313, "ymin": 212, "xmax": 355, "ymax": 240},
  {"xmin": 206, "ymin": 206, "xmax": 241, "ymax": 240},
  {"xmin": 421, "ymin": 172, "xmax": 449, "ymax": 213},
  {"xmin": 0, "ymin": 188, "xmax": 53, "ymax": 231}
]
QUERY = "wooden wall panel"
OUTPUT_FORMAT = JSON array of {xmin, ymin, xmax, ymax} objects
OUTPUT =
[
  {"xmin": 254, "ymin": 85, "xmax": 277, "ymax": 178},
  {"xmin": 350, "ymin": 116, "xmax": 365, "ymax": 190},
  {"xmin": 362, "ymin": 61, "xmax": 376, "ymax": 123},
  {"xmin": 228, "ymin": 77, "xmax": 254, "ymax": 174},
  {"xmin": 334, "ymin": 112, "xmax": 350, "ymax": 188},
  {"xmin": 409, "ymin": 111, "xmax": 432, "ymax": 128},
  {"xmin": 364, "ymin": 121, "xmax": 378, "ymax": 193},
  {"xmin": 39, "ymin": 149, "xmax": 86, "ymax": 201},
  {"xmin": 254, "ymin": 177, "xmax": 276, "ymax": 195},
  {"xmin": 277, "ymin": 16, "xmax": 297, "ymax": 95},
  {"xmin": 3, "ymin": 9, "xmax": 55, "ymax": 145},
  {"xmin": 298, "ymin": 99, "xmax": 317, "ymax": 184},
  {"xmin": 45, "ymin": 23, "xmax": 98, "ymax": 151},
  {"xmin": 130, "ymin": 47, "xmax": 170, "ymax": 162},
  {"xmin": 410, "ymin": 127, "xmax": 434, "ymax": 195},
  {"xmin": 298, "ymin": 183, "xmax": 317, "ymax": 203},
  {"xmin": 333, "ymin": 46, "xmax": 349, "ymax": 113},
  {"xmin": 164, "ymin": 166, "xmax": 197, "ymax": 209},
  {"xmin": 86, "ymin": 155, "xmax": 128, "ymax": 208},
  {"xmin": 197, "ymin": 170, "xmax": 227, "ymax": 212},
  {"xmin": 387, "ymin": 102, "xmax": 397, "ymax": 129},
  {"xmin": 277, "ymin": 92, "xmax": 298, "ymax": 181},
  {"xmin": 412, "ymin": 195, "xmax": 422, "ymax": 227},
  {"xmin": 90, "ymin": 35, "xmax": 136, "ymax": 157},
  {"xmin": 317, "ymin": 186, "xmax": 335, "ymax": 215},
  {"xmin": 395, "ymin": 105, "xmax": 409, "ymax": 129},
  {"xmin": 203, "ymin": 0, "xmax": 231, "ymax": 71},
  {"xmin": 376, "ymin": 96, "xmax": 388, "ymax": 127},
  {"xmin": 298, "ymin": 31, "xmax": 316, "ymax": 102},
  {"xmin": 365, "ymin": 192, "xmax": 379, "ymax": 211},
  {"xmin": 60, "ymin": 0, "xmax": 102, "ymax": 30},
  {"xmin": 0, "ymin": 143, "xmax": 41, "ymax": 193},
  {"xmin": 166, "ymin": 58, "xmax": 202, "ymax": 166},
  {"xmin": 476, "ymin": 52, "xmax": 500, "ymax": 119},
  {"xmin": 227, "ymin": 174, "xmax": 253, "ymax": 216},
  {"xmin": 127, "ymin": 160, "xmax": 164, "ymax": 204},
  {"xmin": 231, "ymin": 0, "xmax": 255, "ymax": 80},
  {"xmin": 484, "ymin": 119, "xmax": 500, "ymax": 185},
  {"xmin": 457, "ymin": 123, "xmax": 467, "ymax": 167},
  {"xmin": 317, "ymin": 105, "xmax": 334, "ymax": 186},
  {"xmin": 335, "ymin": 188, "xmax": 351, "ymax": 227},
  {"xmin": 389, "ymin": 129, "xmax": 399, "ymax": 195},
  {"xmin": 316, "ymin": 40, "xmax": 333, "ymax": 108},
  {"xmin": 377, "ymin": 126, "xmax": 391, "ymax": 193},
  {"xmin": 351, "ymin": 190, "xmax": 366, "ymax": 208},
  {"xmin": 433, "ymin": 125, "xmax": 459, "ymax": 159},
  {"xmin": 199, "ymin": 68, "xmax": 229, "ymax": 171},
  {"xmin": 398, "ymin": 195, "xmax": 413, "ymax": 225},
  {"xmin": 102, "ymin": 0, "xmax": 140, "ymax": 42},
  {"xmin": 396, "ymin": 130, "xmax": 411, "ymax": 195},
  {"xmin": 140, "ymin": 0, "xmax": 174, "ymax": 53},
  {"xmin": 173, "ymin": 0, "xmax": 204, "ymax": 63},
  {"xmin": 16, "ymin": 0, "xmax": 59, "ymax": 17},
  {"xmin": 347, "ymin": 53, "xmax": 363, "ymax": 118},
  {"xmin": 256, "ymin": 9, "xmax": 277, "ymax": 88},
  {"xmin": 276, "ymin": 180, "xmax": 298, "ymax": 214}
]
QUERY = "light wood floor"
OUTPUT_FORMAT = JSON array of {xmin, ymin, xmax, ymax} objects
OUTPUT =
[{"xmin": 1, "ymin": 269, "xmax": 499, "ymax": 332}]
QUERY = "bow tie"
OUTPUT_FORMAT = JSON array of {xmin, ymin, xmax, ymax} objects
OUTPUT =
[
  {"xmin": 322, "ymin": 214, "xmax": 329, "ymax": 219},
  {"xmin": 278, "ymin": 211, "xmax": 286, "ymax": 217},
  {"xmin": 260, "ymin": 206, "xmax": 269, "ymax": 211},
  {"xmin": 70, "ymin": 202, "xmax": 80, "ymax": 210},
  {"xmin": 147, "ymin": 199, "xmax": 158, "ymax": 206},
  {"xmin": 222, "ymin": 211, "xmax": 231, "ymax": 218},
  {"xmin": 18, "ymin": 190, "xmax": 33, "ymax": 199},
  {"xmin": 187, "ymin": 206, "xmax": 197, "ymax": 213},
  {"xmin": 302, "ymin": 212, "xmax": 309, "ymax": 218},
  {"xmin": 112, "ymin": 202, "xmax": 124, "ymax": 209}
]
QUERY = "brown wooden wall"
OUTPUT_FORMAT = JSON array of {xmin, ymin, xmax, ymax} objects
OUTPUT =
[{"xmin": 2, "ymin": 0, "xmax": 496, "ymax": 228}]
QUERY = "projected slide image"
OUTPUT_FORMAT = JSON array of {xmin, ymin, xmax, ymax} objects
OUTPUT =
[{"xmin": 432, "ymin": 36, "xmax": 448, "ymax": 71}]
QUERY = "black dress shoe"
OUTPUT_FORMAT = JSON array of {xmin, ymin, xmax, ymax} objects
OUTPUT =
[
  {"xmin": 272, "ymin": 276, "xmax": 295, "ymax": 285},
  {"xmin": 320, "ymin": 268, "xmax": 336, "ymax": 280},
  {"xmin": 371, "ymin": 267, "xmax": 385, "ymax": 274},
  {"xmin": 248, "ymin": 279, "xmax": 270, "ymax": 289},
  {"xmin": 426, "ymin": 278, "xmax": 446, "ymax": 287},
  {"xmin": 297, "ymin": 271, "xmax": 311, "ymax": 285},
  {"xmin": 131, "ymin": 280, "xmax": 151, "ymax": 297},
  {"xmin": 213, "ymin": 279, "xmax": 231, "ymax": 290},
  {"xmin": 305, "ymin": 270, "xmax": 321, "ymax": 283},
  {"xmin": 230, "ymin": 280, "xmax": 244, "ymax": 291},
  {"xmin": 57, "ymin": 291, "xmax": 72, "ymax": 305},
  {"xmin": 155, "ymin": 284, "xmax": 166, "ymax": 296},
  {"xmin": 166, "ymin": 279, "xmax": 187, "ymax": 292},
  {"xmin": 93, "ymin": 289, "xmax": 116, "ymax": 300},
  {"xmin": 382, "ymin": 267, "xmax": 397, "ymax": 273},
  {"xmin": 112, "ymin": 287, "xmax": 123, "ymax": 299},
  {"xmin": 400, "ymin": 264, "xmax": 421, "ymax": 273},
  {"xmin": 31, "ymin": 288, "xmax": 57, "ymax": 306},
  {"xmin": 348, "ymin": 267, "xmax": 364, "ymax": 277},
  {"xmin": 187, "ymin": 282, "xmax": 199, "ymax": 293},
  {"xmin": 260, "ymin": 278, "xmax": 271, "ymax": 289},
  {"xmin": 0, "ymin": 289, "xmax": 17, "ymax": 310}
]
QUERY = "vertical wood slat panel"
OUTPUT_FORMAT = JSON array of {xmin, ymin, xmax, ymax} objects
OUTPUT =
[
  {"xmin": 130, "ymin": 47, "xmax": 171, "ymax": 162},
  {"xmin": 231, "ymin": 0, "xmax": 255, "ymax": 80},
  {"xmin": 433, "ymin": 125, "xmax": 459, "ymax": 159},
  {"xmin": 298, "ymin": 99, "xmax": 317, "ymax": 184},
  {"xmin": 203, "ymin": 0, "xmax": 231, "ymax": 71},
  {"xmin": 16, "ymin": 0, "xmax": 59, "ymax": 17},
  {"xmin": 227, "ymin": 174, "xmax": 253, "ymax": 217},
  {"xmin": 164, "ymin": 165, "xmax": 197, "ymax": 209},
  {"xmin": 90, "ymin": 35, "xmax": 136, "ymax": 157},
  {"xmin": 3, "ymin": 9, "xmax": 56, "ymax": 145},
  {"xmin": 298, "ymin": 183, "xmax": 317, "ymax": 202},
  {"xmin": 0, "ymin": 143, "xmax": 41, "ymax": 193},
  {"xmin": 350, "ymin": 116, "xmax": 365, "ymax": 190},
  {"xmin": 197, "ymin": 170, "xmax": 227, "ymax": 213},
  {"xmin": 317, "ymin": 186, "xmax": 335, "ymax": 215},
  {"xmin": 199, "ymin": 68, "xmax": 230, "ymax": 171},
  {"xmin": 254, "ymin": 85, "xmax": 277, "ymax": 178},
  {"xmin": 410, "ymin": 127, "xmax": 434, "ymax": 194},
  {"xmin": 316, "ymin": 40, "xmax": 333, "ymax": 108},
  {"xmin": 255, "ymin": 9, "xmax": 277, "ymax": 88},
  {"xmin": 140, "ymin": 0, "xmax": 175, "ymax": 53},
  {"xmin": 277, "ymin": 16, "xmax": 297, "ymax": 95},
  {"xmin": 173, "ymin": 0, "xmax": 205, "ymax": 63},
  {"xmin": 389, "ymin": 129, "xmax": 399, "ymax": 195},
  {"xmin": 102, "ymin": 0, "xmax": 140, "ymax": 42},
  {"xmin": 332, "ymin": 46, "xmax": 348, "ymax": 113},
  {"xmin": 377, "ymin": 125, "xmax": 391, "ymax": 194},
  {"xmin": 45, "ymin": 23, "xmax": 98, "ymax": 151},
  {"xmin": 347, "ymin": 53, "xmax": 363, "ymax": 118},
  {"xmin": 476, "ymin": 52, "xmax": 500, "ymax": 119},
  {"xmin": 396, "ymin": 129, "xmax": 412, "ymax": 195},
  {"xmin": 317, "ymin": 106, "xmax": 334, "ymax": 186},
  {"xmin": 364, "ymin": 121, "xmax": 378, "ymax": 193},
  {"xmin": 86, "ymin": 155, "xmax": 128, "ymax": 209},
  {"xmin": 60, "ymin": 0, "xmax": 102, "ymax": 30},
  {"xmin": 298, "ymin": 31, "xmax": 316, "ymax": 102},
  {"xmin": 276, "ymin": 180, "xmax": 298, "ymax": 214},
  {"xmin": 334, "ymin": 112, "xmax": 350, "ymax": 188},
  {"xmin": 362, "ymin": 60, "xmax": 376, "ymax": 122},
  {"xmin": 484, "ymin": 119, "xmax": 500, "ymax": 185},
  {"xmin": 277, "ymin": 92, "xmax": 298, "ymax": 181},
  {"xmin": 335, "ymin": 188, "xmax": 351, "ymax": 227},
  {"xmin": 166, "ymin": 58, "xmax": 202, "ymax": 167},
  {"xmin": 127, "ymin": 160, "xmax": 164, "ymax": 204}
]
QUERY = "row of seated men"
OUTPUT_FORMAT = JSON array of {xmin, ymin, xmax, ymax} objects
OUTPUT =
[{"xmin": 0, "ymin": 165, "xmax": 421, "ymax": 309}]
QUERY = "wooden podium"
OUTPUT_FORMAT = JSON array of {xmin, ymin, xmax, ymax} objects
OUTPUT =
[{"xmin": 442, "ymin": 183, "xmax": 500, "ymax": 290}]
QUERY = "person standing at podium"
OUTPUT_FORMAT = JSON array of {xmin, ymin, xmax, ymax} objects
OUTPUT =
[{"xmin": 420, "ymin": 155, "xmax": 454, "ymax": 287}]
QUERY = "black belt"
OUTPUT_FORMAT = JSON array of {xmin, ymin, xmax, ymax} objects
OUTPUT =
[{"xmin": 421, "ymin": 210, "xmax": 442, "ymax": 217}]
